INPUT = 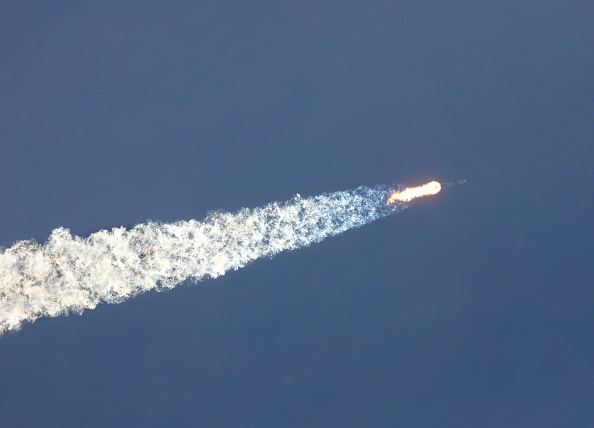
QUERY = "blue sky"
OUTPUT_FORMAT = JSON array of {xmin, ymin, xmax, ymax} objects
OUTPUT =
[{"xmin": 1, "ymin": 2, "xmax": 593, "ymax": 426}]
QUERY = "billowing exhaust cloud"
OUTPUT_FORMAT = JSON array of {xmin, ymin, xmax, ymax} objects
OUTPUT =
[{"xmin": 0, "ymin": 182, "xmax": 439, "ymax": 334}]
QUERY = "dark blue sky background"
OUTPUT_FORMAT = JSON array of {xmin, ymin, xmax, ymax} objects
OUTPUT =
[{"xmin": 1, "ymin": 1, "xmax": 593, "ymax": 426}]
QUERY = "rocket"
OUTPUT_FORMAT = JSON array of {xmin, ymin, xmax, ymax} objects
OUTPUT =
[{"xmin": 442, "ymin": 179, "xmax": 467, "ymax": 187}]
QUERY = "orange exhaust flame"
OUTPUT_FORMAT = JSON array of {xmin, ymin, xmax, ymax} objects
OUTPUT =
[{"xmin": 388, "ymin": 181, "xmax": 441, "ymax": 204}]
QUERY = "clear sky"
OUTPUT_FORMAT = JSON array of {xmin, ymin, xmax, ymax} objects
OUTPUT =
[{"xmin": 1, "ymin": 2, "xmax": 593, "ymax": 426}]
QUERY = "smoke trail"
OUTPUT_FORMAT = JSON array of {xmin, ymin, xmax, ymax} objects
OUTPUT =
[{"xmin": 0, "ymin": 185, "xmax": 406, "ymax": 334}]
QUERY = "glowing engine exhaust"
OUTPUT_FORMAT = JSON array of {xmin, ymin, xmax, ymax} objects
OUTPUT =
[{"xmin": 0, "ymin": 181, "xmax": 444, "ymax": 334}]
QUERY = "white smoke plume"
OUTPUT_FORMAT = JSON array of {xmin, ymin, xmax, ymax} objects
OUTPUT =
[{"xmin": 0, "ymin": 185, "xmax": 405, "ymax": 334}]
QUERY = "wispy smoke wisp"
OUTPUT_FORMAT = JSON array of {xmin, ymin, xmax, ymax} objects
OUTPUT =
[{"xmin": 0, "ymin": 185, "xmax": 405, "ymax": 334}]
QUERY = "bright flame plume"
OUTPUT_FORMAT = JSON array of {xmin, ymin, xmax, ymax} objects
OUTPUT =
[{"xmin": 388, "ymin": 181, "xmax": 441, "ymax": 203}]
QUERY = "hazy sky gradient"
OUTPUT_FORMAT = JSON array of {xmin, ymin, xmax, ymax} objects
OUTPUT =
[{"xmin": 1, "ymin": 2, "xmax": 593, "ymax": 426}]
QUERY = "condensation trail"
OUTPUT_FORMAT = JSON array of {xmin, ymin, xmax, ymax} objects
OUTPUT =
[{"xmin": 0, "ymin": 185, "xmax": 407, "ymax": 334}]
